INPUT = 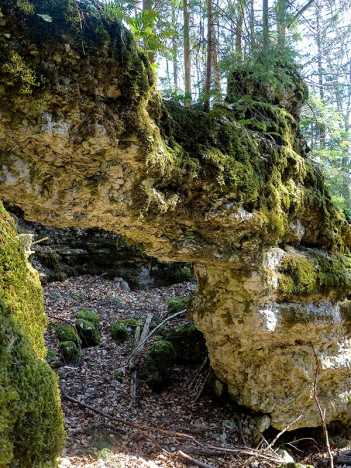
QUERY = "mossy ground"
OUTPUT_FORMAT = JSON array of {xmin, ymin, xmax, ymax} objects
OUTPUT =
[{"xmin": 0, "ymin": 202, "xmax": 64, "ymax": 466}]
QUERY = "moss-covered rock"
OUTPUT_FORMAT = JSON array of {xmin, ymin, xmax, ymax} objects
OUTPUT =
[
  {"xmin": 141, "ymin": 340, "xmax": 176, "ymax": 390},
  {"xmin": 167, "ymin": 297, "xmax": 190, "ymax": 315},
  {"xmin": 75, "ymin": 318, "xmax": 101, "ymax": 347},
  {"xmin": 55, "ymin": 323, "xmax": 81, "ymax": 345},
  {"xmin": 166, "ymin": 322, "xmax": 206, "ymax": 363},
  {"xmin": 0, "ymin": 202, "xmax": 64, "ymax": 466},
  {"xmin": 46, "ymin": 348, "xmax": 61, "ymax": 368},
  {"xmin": 110, "ymin": 318, "xmax": 138, "ymax": 341},
  {"xmin": 60, "ymin": 340, "xmax": 83, "ymax": 364},
  {"xmin": 76, "ymin": 309, "xmax": 100, "ymax": 328}
]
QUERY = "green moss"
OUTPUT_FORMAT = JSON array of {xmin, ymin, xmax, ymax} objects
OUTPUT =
[
  {"xmin": 75, "ymin": 318, "xmax": 101, "ymax": 347},
  {"xmin": 76, "ymin": 309, "xmax": 100, "ymax": 327},
  {"xmin": 46, "ymin": 349, "xmax": 61, "ymax": 368},
  {"xmin": 141, "ymin": 340, "xmax": 176, "ymax": 390},
  {"xmin": 278, "ymin": 249, "xmax": 351, "ymax": 298},
  {"xmin": 167, "ymin": 297, "xmax": 189, "ymax": 315},
  {"xmin": 60, "ymin": 340, "xmax": 83, "ymax": 364},
  {"xmin": 110, "ymin": 318, "xmax": 137, "ymax": 341},
  {"xmin": 55, "ymin": 324, "xmax": 81, "ymax": 346}
]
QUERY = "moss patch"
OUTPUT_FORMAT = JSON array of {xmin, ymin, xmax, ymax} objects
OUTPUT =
[
  {"xmin": 278, "ymin": 249, "xmax": 351, "ymax": 298},
  {"xmin": 0, "ymin": 201, "xmax": 64, "ymax": 466},
  {"xmin": 76, "ymin": 309, "xmax": 100, "ymax": 328},
  {"xmin": 110, "ymin": 318, "xmax": 138, "ymax": 341},
  {"xmin": 60, "ymin": 340, "xmax": 83, "ymax": 365},
  {"xmin": 141, "ymin": 340, "xmax": 176, "ymax": 390},
  {"xmin": 55, "ymin": 323, "xmax": 81, "ymax": 346},
  {"xmin": 167, "ymin": 297, "xmax": 190, "ymax": 315}
]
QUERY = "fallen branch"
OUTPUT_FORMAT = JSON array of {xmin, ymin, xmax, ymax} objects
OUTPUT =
[
  {"xmin": 264, "ymin": 413, "xmax": 303, "ymax": 453},
  {"xmin": 130, "ymin": 314, "xmax": 153, "ymax": 406},
  {"xmin": 125, "ymin": 309, "xmax": 186, "ymax": 367},
  {"xmin": 194, "ymin": 369, "xmax": 213, "ymax": 403},
  {"xmin": 311, "ymin": 345, "xmax": 334, "ymax": 468},
  {"xmin": 62, "ymin": 392, "xmax": 196, "ymax": 441},
  {"xmin": 177, "ymin": 450, "xmax": 214, "ymax": 468}
]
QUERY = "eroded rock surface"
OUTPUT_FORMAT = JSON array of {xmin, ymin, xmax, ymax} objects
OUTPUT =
[{"xmin": 1, "ymin": 0, "xmax": 351, "ymax": 431}]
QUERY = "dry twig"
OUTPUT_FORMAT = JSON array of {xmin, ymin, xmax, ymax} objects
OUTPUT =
[
  {"xmin": 177, "ymin": 450, "xmax": 214, "ymax": 468},
  {"xmin": 311, "ymin": 345, "xmax": 334, "ymax": 468}
]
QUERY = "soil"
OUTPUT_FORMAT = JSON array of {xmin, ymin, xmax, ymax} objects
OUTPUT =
[{"xmin": 44, "ymin": 275, "xmax": 351, "ymax": 468}]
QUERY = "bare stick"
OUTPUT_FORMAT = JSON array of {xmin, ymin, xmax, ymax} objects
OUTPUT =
[
  {"xmin": 130, "ymin": 314, "xmax": 153, "ymax": 406},
  {"xmin": 194, "ymin": 369, "xmax": 213, "ymax": 403},
  {"xmin": 62, "ymin": 393, "xmax": 196, "ymax": 441},
  {"xmin": 178, "ymin": 450, "xmax": 214, "ymax": 468},
  {"xmin": 264, "ymin": 413, "xmax": 303, "ymax": 453},
  {"xmin": 311, "ymin": 346, "xmax": 334, "ymax": 468},
  {"xmin": 126, "ymin": 309, "xmax": 186, "ymax": 367}
]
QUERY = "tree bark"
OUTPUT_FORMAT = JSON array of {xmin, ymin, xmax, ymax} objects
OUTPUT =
[
  {"xmin": 204, "ymin": 0, "xmax": 213, "ymax": 111},
  {"xmin": 183, "ymin": 0, "xmax": 192, "ymax": 107}
]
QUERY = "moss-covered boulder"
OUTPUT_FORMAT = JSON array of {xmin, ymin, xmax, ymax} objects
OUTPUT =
[
  {"xmin": 111, "ymin": 318, "xmax": 138, "ymax": 341},
  {"xmin": 60, "ymin": 340, "xmax": 83, "ymax": 365},
  {"xmin": 166, "ymin": 323, "xmax": 206, "ymax": 363},
  {"xmin": 56, "ymin": 323, "xmax": 81, "ymax": 346},
  {"xmin": 0, "ymin": 202, "xmax": 64, "ymax": 466},
  {"xmin": 46, "ymin": 348, "xmax": 61, "ymax": 368},
  {"xmin": 167, "ymin": 297, "xmax": 190, "ymax": 315},
  {"xmin": 76, "ymin": 309, "xmax": 100, "ymax": 328},
  {"xmin": 141, "ymin": 340, "xmax": 176, "ymax": 390},
  {"xmin": 75, "ymin": 318, "xmax": 101, "ymax": 347}
]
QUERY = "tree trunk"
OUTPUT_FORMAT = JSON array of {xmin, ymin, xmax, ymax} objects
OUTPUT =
[
  {"xmin": 262, "ymin": 0, "xmax": 269, "ymax": 51},
  {"xmin": 235, "ymin": 1, "xmax": 244, "ymax": 61},
  {"xmin": 204, "ymin": 0, "xmax": 213, "ymax": 111},
  {"xmin": 143, "ymin": 0, "xmax": 156, "ymax": 63},
  {"xmin": 183, "ymin": 0, "xmax": 192, "ymax": 107},
  {"xmin": 172, "ymin": 2, "xmax": 178, "ymax": 95},
  {"xmin": 276, "ymin": 0, "xmax": 287, "ymax": 48}
]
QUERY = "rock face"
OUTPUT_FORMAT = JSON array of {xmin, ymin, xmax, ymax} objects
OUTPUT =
[
  {"xmin": 1, "ymin": 0, "xmax": 351, "ymax": 434},
  {"xmin": 14, "ymin": 213, "xmax": 193, "ymax": 287}
]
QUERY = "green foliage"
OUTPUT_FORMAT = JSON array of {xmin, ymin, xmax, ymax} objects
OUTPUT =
[
  {"xmin": 60, "ymin": 340, "xmax": 83, "ymax": 364},
  {"xmin": 103, "ymin": 1, "xmax": 175, "ymax": 59},
  {"xmin": 141, "ymin": 340, "xmax": 176, "ymax": 390},
  {"xmin": 167, "ymin": 296, "xmax": 189, "ymax": 315},
  {"xmin": 55, "ymin": 323, "xmax": 81, "ymax": 346}
]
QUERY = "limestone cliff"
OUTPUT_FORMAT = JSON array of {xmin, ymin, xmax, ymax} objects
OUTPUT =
[{"xmin": 1, "ymin": 0, "xmax": 351, "ymax": 437}]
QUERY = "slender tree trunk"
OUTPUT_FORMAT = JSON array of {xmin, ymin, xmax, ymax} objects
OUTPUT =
[
  {"xmin": 315, "ymin": 0, "xmax": 325, "ymax": 148},
  {"xmin": 172, "ymin": 3, "xmax": 178, "ymax": 95},
  {"xmin": 235, "ymin": 1, "xmax": 244, "ymax": 61},
  {"xmin": 262, "ymin": 0, "xmax": 269, "ymax": 52},
  {"xmin": 143, "ymin": 0, "xmax": 156, "ymax": 63},
  {"xmin": 249, "ymin": 0, "xmax": 255, "ymax": 52},
  {"xmin": 212, "ymin": 0, "xmax": 221, "ymax": 101},
  {"xmin": 183, "ymin": 0, "xmax": 192, "ymax": 107},
  {"xmin": 277, "ymin": 0, "xmax": 287, "ymax": 48},
  {"xmin": 204, "ymin": 0, "xmax": 213, "ymax": 111}
]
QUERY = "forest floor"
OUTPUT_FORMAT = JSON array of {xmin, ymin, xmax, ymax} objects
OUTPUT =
[{"xmin": 44, "ymin": 275, "xmax": 351, "ymax": 468}]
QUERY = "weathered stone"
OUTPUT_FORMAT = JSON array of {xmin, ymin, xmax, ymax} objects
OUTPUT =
[
  {"xmin": 60, "ymin": 340, "xmax": 83, "ymax": 365},
  {"xmin": 1, "ymin": 0, "xmax": 351, "ymax": 433},
  {"xmin": 141, "ymin": 340, "xmax": 177, "ymax": 390},
  {"xmin": 75, "ymin": 318, "xmax": 101, "ymax": 348}
]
